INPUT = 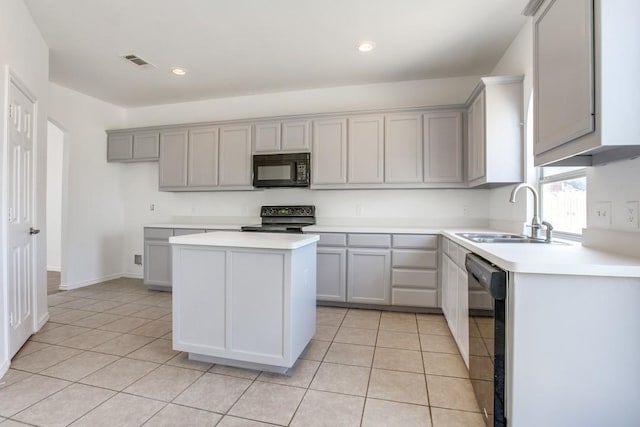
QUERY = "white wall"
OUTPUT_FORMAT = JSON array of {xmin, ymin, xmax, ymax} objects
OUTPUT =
[
  {"xmin": 0, "ymin": 0, "xmax": 49, "ymax": 374},
  {"xmin": 582, "ymin": 157, "xmax": 640, "ymax": 255},
  {"xmin": 48, "ymin": 83, "xmax": 127, "ymax": 289},
  {"xmin": 120, "ymin": 76, "xmax": 489, "ymax": 277},
  {"xmin": 46, "ymin": 121, "xmax": 64, "ymax": 271},
  {"xmin": 487, "ymin": 21, "xmax": 534, "ymax": 232},
  {"xmin": 125, "ymin": 76, "xmax": 480, "ymax": 127}
]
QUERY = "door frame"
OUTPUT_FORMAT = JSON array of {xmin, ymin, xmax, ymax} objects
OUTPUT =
[{"xmin": 1, "ymin": 67, "xmax": 42, "ymax": 369}]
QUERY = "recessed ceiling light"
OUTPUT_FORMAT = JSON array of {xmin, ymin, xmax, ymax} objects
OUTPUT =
[
  {"xmin": 170, "ymin": 67, "xmax": 187, "ymax": 76},
  {"xmin": 356, "ymin": 40, "xmax": 376, "ymax": 53}
]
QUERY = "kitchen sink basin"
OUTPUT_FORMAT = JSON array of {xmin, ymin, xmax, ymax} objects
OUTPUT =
[{"xmin": 456, "ymin": 232, "xmax": 567, "ymax": 244}]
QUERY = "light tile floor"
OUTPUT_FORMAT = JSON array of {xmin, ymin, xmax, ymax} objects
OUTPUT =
[{"xmin": 0, "ymin": 278, "xmax": 484, "ymax": 427}]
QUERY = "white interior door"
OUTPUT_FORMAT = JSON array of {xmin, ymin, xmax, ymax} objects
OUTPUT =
[{"xmin": 7, "ymin": 80, "xmax": 36, "ymax": 358}]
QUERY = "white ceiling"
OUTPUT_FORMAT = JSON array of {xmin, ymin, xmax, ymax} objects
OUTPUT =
[{"xmin": 25, "ymin": 0, "xmax": 528, "ymax": 107}]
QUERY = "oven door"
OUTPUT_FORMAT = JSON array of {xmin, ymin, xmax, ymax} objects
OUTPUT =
[{"xmin": 252, "ymin": 153, "xmax": 310, "ymax": 187}]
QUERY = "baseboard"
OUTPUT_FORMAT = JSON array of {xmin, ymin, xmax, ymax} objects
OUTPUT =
[
  {"xmin": 0, "ymin": 358, "xmax": 9, "ymax": 381},
  {"xmin": 58, "ymin": 272, "xmax": 124, "ymax": 291},
  {"xmin": 123, "ymin": 273, "xmax": 143, "ymax": 279},
  {"xmin": 46, "ymin": 266, "xmax": 61, "ymax": 272},
  {"xmin": 37, "ymin": 312, "xmax": 50, "ymax": 331}
]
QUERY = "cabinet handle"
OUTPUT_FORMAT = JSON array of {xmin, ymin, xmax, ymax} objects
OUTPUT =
[{"xmin": 30, "ymin": 227, "xmax": 40, "ymax": 235}]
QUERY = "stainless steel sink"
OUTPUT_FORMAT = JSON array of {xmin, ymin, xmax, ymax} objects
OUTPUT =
[{"xmin": 456, "ymin": 232, "xmax": 567, "ymax": 244}]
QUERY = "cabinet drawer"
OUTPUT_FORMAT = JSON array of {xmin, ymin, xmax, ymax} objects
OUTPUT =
[
  {"xmin": 315, "ymin": 233, "xmax": 347, "ymax": 247},
  {"xmin": 348, "ymin": 233, "xmax": 391, "ymax": 248},
  {"xmin": 392, "ymin": 250, "xmax": 437, "ymax": 269},
  {"xmin": 392, "ymin": 288, "xmax": 438, "ymax": 308},
  {"xmin": 392, "ymin": 269, "xmax": 437, "ymax": 289},
  {"xmin": 144, "ymin": 228, "xmax": 173, "ymax": 239},
  {"xmin": 174, "ymin": 228, "xmax": 206, "ymax": 236},
  {"xmin": 392, "ymin": 234, "xmax": 438, "ymax": 249}
]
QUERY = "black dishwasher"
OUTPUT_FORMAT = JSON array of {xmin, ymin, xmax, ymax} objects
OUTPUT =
[{"xmin": 465, "ymin": 253, "xmax": 507, "ymax": 427}]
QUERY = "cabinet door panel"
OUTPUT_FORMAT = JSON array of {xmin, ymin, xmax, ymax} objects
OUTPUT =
[
  {"xmin": 392, "ymin": 288, "xmax": 438, "ymax": 308},
  {"xmin": 144, "ymin": 241, "xmax": 171, "ymax": 288},
  {"xmin": 348, "ymin": 115, "xmax": 384, "ymax": 183},
  {"xmin": 107, "ymin": 134, "xmax": 133, "ymax": 161},
  {"xmin": 468, "ymin": 93, "xmax": 486, "ymax": 182},
  {"xmin": 132, "ymin": 132, "xmax": 159, "ymax": 160},
  {"xmin": 159, "ymin": 130, "xmax": 188, "ymax": 188},
  {"xmin": 188, "ymin": 126, "xmax": 219, "ymax": 187},
  {"xmin": 534, "ymin": 0, "xmax": 594, "ymax": 154},
  {"xmin": 254, "ymin": 122, "xmax": 281, "ymax": 153},
  {"xmin": 385, "ymin": 114, "xmax": 423, "ymax": 183},
  {"xmin": 312, "ymin": 119, "xmax": 347, "ymax": 184},
  {"xmin": 282, "ymin": 120, "xmax": 310, "ymax": 151},
  {"xmin": 392, "ymin": 250, "xmax": 437, "ymax": 269},
  {"xmin": 317, "ymin": 248, "xmax": 347, "ymax": 302},
  {"xmin": 424, "ymin": 112, "xmax": 463, "ymax": 183},
  {"xmin": 219, "ymin": 125, "xmax": 252, "ymax": 186},
  {"xmin": 457, "ymin": 267, "xmax": 469, "ymax": 366},
  {"xmin": 347, "ymin": 249, "xmax": 391, "ymax": 305}
]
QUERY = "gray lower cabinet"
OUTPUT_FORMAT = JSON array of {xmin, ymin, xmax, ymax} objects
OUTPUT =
[
  {"xmin": 391, "ymin": 234, "xmax": 439, "ymax": 308},
  {"xmin": 143, "ymin": 227, "xmax": 206, "ymax": 291},
  {"xmin": 144, "ymin": 228, "xmax": 173, "ymax": 290},
  {"xmin": 317, "ymin": 248, "xmax": 347, "ymax": 302},
  {"xmin": 347, "ymin": 249, "xmax": 391, "ymax": 305},
  {"xmin": 314, "ymin": 232, "xmax": 439, "ymax": 308}
]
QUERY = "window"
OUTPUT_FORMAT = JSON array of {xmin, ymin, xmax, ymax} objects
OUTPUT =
[{"xmin": 539, "ymin": 167, "xmax": 587, "ymax": 237}]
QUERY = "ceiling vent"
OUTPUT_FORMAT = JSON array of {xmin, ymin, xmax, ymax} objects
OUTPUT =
[{"xmin": 120, "ymin": 54, "xmax": 155, "ymax": 69}]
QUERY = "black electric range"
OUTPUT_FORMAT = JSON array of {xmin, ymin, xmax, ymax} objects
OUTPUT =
[{"xmin": 241, "ymin": 205, "xmax": 315, "ymax": 234}]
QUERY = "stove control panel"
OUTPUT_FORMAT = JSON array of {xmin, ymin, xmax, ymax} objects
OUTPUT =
[{"xmin": 260, "ymin": 205, "xmax": 315, "ymax": 218}]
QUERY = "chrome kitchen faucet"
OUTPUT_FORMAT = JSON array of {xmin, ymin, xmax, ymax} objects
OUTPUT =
[{"xmin": 509, "ymin": 183, "xmax": 553, "ymax": 242}]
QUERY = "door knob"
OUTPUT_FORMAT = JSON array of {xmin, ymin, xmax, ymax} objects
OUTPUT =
[{"xmin": 30, "ymin": 227, "xmax": 40, "ymax": 235}]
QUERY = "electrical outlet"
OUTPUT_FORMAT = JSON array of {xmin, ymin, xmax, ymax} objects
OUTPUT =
[
  {"xmin": 134, "ymin": 254, "xmax": 142, "ymax": 265},
  {"xmin": 624, "ymin": 201, "xmax": 639, "ymax": 229},
  {"xmin": 462, "ymin": 205, "xmax": 469, "ymax": 217},
  {"xmin": 592, "ymin": 201, "xmax": 612, "ymax": 227},
  {"xmin": 150, "ymin": 203, "xmax": 155, "ymax": 211},
  {"xmin": 356, "ymin": 204, "xmax": 364, "ymax": 217}
]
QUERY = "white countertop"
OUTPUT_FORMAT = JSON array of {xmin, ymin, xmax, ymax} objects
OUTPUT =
[
  {"xmin": 169, "ymin": 231, "xmax": 319, "ymax": 250},
  {"xmin": 149, "ymin": 221, "xmax": 640, "ymax": 277},
  {"xmin": 442, "ymin": 231, "xmax": 640, "ymax": 278}
]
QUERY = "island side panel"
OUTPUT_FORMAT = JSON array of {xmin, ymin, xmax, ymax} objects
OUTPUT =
[
  {"xmin": 508, "ymin": 273, "xmax": 640, "ymax": 427},
  {"xmin": 172, "ymin": 246, "xmax": 227, "ymax": 353},
  {"xmin": 229, "ymin": 250, "xmax": 287, "ymax": 364},
  {"xmin": 290, "ymin": 243, "xmax": 317, "ymax": 361}
]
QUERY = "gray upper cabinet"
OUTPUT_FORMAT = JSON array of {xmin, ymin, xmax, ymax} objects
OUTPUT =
[
  {"xmin": 312, "ymin": 118, "xmax": 347, "ymax": 185},
  {"xmin": 254, "ymin": 122, "xmax": 281, "ymax": 153},
  {"xmin": 531, "ymin": 0, "xmax": 640, "ymax": 166},
  {"xmin": 348, "ymin": 115, "xmax": 384, "ymax": 184},
  {"xmin": 384, "ymin": 113, "xmax": 423, "ymax": 184},
  {"xmin": 466, "ymin": 76, "xmax": 523, "ymax": 187},
  {"xmin": 254, "ymin": 120, "xmax": 310, "ymax": 153},
  {"xmin": 159, "ymin": 129, "xmax": 189, "ymax": 188},
  {"xmin": 467, "ymin": 92, "xmax": 486, "ymax": 184},
  {"xmin": 107, "ymin": 131, "xmax": 159, "ymax": 162},
  {"xmin": 188, "ymin": 126, "xmax": 219, "ymax": 187},
  {"xmin": 282, "ymin": 120, "xmax": 311, "ymax": 151},
  {"xmin": 534, "ymin": 0, "xmax": 594, "ymax": 157},
  {"xmin": 107, "ymin": 134, "xmax": 132, "ymax": 161},
  {"xmin": 423, "ymin": 111, "xmax": 463, "ymax": 183},
  {"xmin": 219, "ymin": 125, "xmax": 252, "ymax": 187}
]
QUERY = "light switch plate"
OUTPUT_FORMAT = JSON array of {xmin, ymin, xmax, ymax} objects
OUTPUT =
[
  {"xmin": 624, "ymin": 201, "xmax": 639, "ymax": 229},
  {"xmin": 592, "ymin": 201, "xmax": 612, "ymax": 227}
]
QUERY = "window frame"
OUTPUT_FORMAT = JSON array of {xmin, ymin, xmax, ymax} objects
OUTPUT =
[{"xmin": 538, "ymin": 167, "xmax": 587, "ymax": 241}]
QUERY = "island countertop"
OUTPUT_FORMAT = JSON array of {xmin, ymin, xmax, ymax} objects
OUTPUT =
[{"xmin": 169, "ymin": 231, "xmax": 319, "ymax": 250}]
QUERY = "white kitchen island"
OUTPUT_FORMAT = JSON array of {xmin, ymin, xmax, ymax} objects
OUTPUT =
[{"xmin": 170, "ymin": 231, "xmax": 319, "ymax": 373}]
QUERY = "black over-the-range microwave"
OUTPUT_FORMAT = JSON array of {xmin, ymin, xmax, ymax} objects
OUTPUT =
[{"xmin": 252, "ymin": 152, "xmax": 310, "ymax": 188}]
